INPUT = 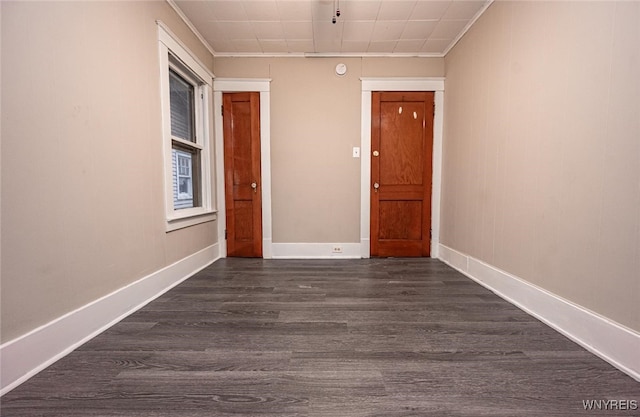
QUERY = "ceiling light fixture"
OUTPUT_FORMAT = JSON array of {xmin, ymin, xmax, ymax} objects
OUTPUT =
[{"xmin": 332, "ymin": 0, "xmax": 341, "ymax": 24}]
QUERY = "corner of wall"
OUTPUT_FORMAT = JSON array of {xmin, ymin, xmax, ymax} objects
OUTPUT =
[
  {"xmin": 438, "ymin": 244, "xmax": 640, "ymax": 382},
  {"xmin": 0, "ymin": 244, "xmax": 220, "ymax": 395}
]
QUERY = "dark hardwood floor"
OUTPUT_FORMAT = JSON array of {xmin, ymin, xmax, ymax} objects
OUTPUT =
[{"xmin": 2, "ymin": 258, "xmax": 638, "ymax": 416}]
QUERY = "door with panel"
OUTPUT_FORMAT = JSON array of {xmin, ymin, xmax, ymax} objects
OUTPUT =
[
  {"xmin": 371, "ymin": 91, "xmax": 434, "ymax": 257},
  {"xmin": 223, "ymin": 92, "xmax": 262, "ymax": 257}
]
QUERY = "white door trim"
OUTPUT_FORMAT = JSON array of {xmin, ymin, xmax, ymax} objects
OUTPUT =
[
  {"xmin": 360, "ymin": 77, "xmax": 445, "ymax": 258},
  {"xmin": 214, "ymin": 78, "xmax": 273, "ymax": 258}
]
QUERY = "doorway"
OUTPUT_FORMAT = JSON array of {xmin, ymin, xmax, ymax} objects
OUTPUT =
[
  {"xmin": 360, "ymin": 78, "xmax": 444, "ymax": 259},
  {"xmin": 370, "ymin": 91, "xmax": 434, "ymax": 257},
  {"xmin": 223, "ymin": 92, "xmax": 262, "ymax": 257}
]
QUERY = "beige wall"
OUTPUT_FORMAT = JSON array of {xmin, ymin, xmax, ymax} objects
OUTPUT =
[
  {"xmin": 214, "ymin": 57, "xmax": 444, "ymax": 243},
  {"xmin": 1, "ymin": 1, "xmax": 216, "ymax": 342},
  {"xmin": 442, "ymin": 1, "xmax": 640, "ymax": 331}
]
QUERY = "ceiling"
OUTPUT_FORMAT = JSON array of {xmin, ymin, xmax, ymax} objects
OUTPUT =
[{"xmin": 172, "ymin": 0, "xmax": 492, "ymax": 57}]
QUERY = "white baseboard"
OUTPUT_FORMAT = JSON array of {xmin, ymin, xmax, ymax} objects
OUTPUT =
[
  {"xmin": 0, "ymin": 243, "xmax": 220, "ymax": 395},
  {"xmin": 438, "ymin": 244, "xmax": 640, "ymax": 381},
  {"xmin": 262, "ymin": 238, "xmax": 273, "ymax": 259},
  {"xmin": 271, "ymin": 243, "xmax": 362, "ymax": 259},
  {"xmin": 360, "ymin": 238, "xmax": 370, "ymax": 259}
]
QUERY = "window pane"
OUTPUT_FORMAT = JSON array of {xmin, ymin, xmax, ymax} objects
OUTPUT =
[
  {"xmin": 172, "ymin": 147, "xmax": 200, "ymax": 210},
  {"xmin": 169, "ymin": 70, "xmax": 195, "ymax": 142}
]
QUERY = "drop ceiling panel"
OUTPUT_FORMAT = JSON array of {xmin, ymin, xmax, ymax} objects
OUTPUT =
[
  {"xmin": 207, "ymin": 1, "xmax": 247, "ymax": 21},
  {"xmin": 282, "ymin": 21, "xmax": 314, "ymax": 39},
  {"xmin": 315, "ymin": 39, "xmax": 343, "ymax": 53},
  {"xmin": 252, "ymin": 21, "xmax": 285, "ymax": 39},
  {"xmin": 277, "ymin": 1, "xmax": 313, "ymax": 20},
  {"xmin": 401, "ymin": 20, "xmax": 438, "ymax": 39},
  {"xmin": 313, "ymin": 20, "xmax": 344, "ymax": 41},
  {"xmin": 431, "ymin": 19, "xmax": 469, "ymax": 39},
  {"xmin": 376, "ymin": 1, "xmax": 417, "ymax": 21},
  {"xmin": 422, "ymin": 38, "xmax": 452, "ymax": 53},
  {"xmin": 371, "ymin": 21, "xmax": 406, "ymax": 41},
  {"xmin": 443, "ymin": 1, "xmax": 487, "ymax": 19},
  {"xmin": 173, "ymin": 0, "xmax": 491, "ymax": 56},
  {"xmin": 213, "ymin": 21, "xmax": 255, "ymax": 40},
  {"xmin": 343, "ymin": 21, "xmax": 375, "ymax": 42},
  {"xmin": 260, "ymin": 40, "xmax": 289, "ymax": 53},
  {"xmin": 287, "ymin": 39, "xmax": 315, "ymax": 52},
  {"xmin": 410, "ymin": 1, "xmax": 450, "ymax": 20},
  {"xmin": 233, "ymin": 39, "xmax": 262, "ymax": 52},
  {"xmin": 244, "ymin": 1, "xmax": 280, "ymax": 20},
  {"xmin": 341, "ymin": 40, "xmax": 371, "ymax": 53},
  {"xmin": 394, "ymin": 39, "xmax": 426, "ymax": 53},
  {"xmin": 342, "ymin": 1, "xmax": 381, "ymax": 21}
]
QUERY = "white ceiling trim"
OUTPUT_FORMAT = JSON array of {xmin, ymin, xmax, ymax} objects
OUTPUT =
[{"xmin": 213, "ymin": 52, "xmax": 445, "ymax": 58}]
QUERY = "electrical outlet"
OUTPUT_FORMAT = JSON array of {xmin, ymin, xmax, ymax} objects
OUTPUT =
[{"xmin": 332, "ymin": 245, "xmax": 343, "ymax": 253}]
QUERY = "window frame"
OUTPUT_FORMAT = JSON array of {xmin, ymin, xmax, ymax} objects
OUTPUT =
[{"xmin": 158, "ymin": 23, "xmax": 215, "ymax": 231}]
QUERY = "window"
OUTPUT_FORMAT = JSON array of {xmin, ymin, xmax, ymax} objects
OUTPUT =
[
  {"xmin": 158, "ymin": 23, "xmax": 215, "ymax": 231},
  {"xmin": 169, "ymin": 66, "xmax": 200, "ymax": 210},
  {"xmin": 173, "ymin": 149, "xmax": 196, "ymax": 209}
]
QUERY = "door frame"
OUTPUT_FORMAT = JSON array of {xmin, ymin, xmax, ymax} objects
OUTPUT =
[
  {"xmin": 360, "ymin": 78, "xmax": 444, "ymax": 258},
  {"xmin": 214, "ymin": 79, "xmax": 272, "ymax": 258}
]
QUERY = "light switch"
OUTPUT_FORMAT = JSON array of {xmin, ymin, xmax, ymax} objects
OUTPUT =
[{"xmin": 353, "ymin": 147, "xmax": 360, "ymax": 158}]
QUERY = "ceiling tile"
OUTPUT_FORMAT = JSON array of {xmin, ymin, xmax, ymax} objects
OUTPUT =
[
  {"xmin": 400, "ymin": 20, "xmax": 438, "ymax": 39},
  {"xmin": 214, "ymin": 21, "xmax": 255, "ymax": 40},
  {"xmin": 371, "ymin": 21, "xmax": 406, "ymax": 41},
  {"xmin": 341, "ymin": 40, "xmax": 371, "ymax": 53},
  {"xmin": 259, "ymin": 40, "xmax": 289, "ymax": 53},
  {"xmin": 315, "ymin": 39, "xmax": 343, "ymax": 53},
  {"xmin": 286, "ymin": 39, "xmax": 315, "ymax": 52},
  {"xmin": 209, "ymin": 40, "xmax": 236, "ymax": 53},
  {"xmin": 311, "ymin": 0, "xmax": 337, "ymax": 23},
  {"xmin": 282, "ymin": 21, "xmax": 313, "ymax": 39},
  {"xmin": 422, "ymin": 38, "xmax": 452, "ymax": 53},
  {"xmin": 343, "ymin": 21, "xmax": 375, "ymax": 42},
  {"xmin": 243, "ymin": 1, "xmax": 280, "ymax": 21},
  {"xmin": 232, "ymin": 39, "xmax": 262, "ymax": 52},
  {"xmin": 410, "ymin": 1, "xmax": 451, "ymax": 20},
  {"xmin": 376, "ymin": 1, "xmax": 417, "ymax": 21},
  {"xmin": 368, "ymin": 40, "xmax": 397, "ymax": 53},
  {"xmin": 442, "ymin": 1, "xmax": 486, "ymax": 19},
  {"xmin": 342, "ymin": 0, "xmax": 381, "ymax": 21},
  {"xmin": 175, "ymin": 0, "xmax": 490, "ymax": 55},
  {"xmin": 430, "ymin": 19, "xmax": 468, "ymax": 39},
  {"xmin": 394, "ymin": 39, "xmax": 426, "ymax": 52},
  {"xmin": 252, "ymin": 21, "xmax": 285, "ymax": 39},
  {"xmin": 277, "ymin": 0, "xmax": 313, "ymax": 20},
  {"xmin": 208, "ymin": 1, "xmax": 248, "ymax": 21},
  {"xmin": 199, "ymin": 22, "xmax": 231, "ymax": 42},
  {"xmin": 313, "ymin": 20, "xmax": 344, "ymax": 41},
  {"xmin": 174, "ymin": 1, "xmax": 216, "ymax": 24}
]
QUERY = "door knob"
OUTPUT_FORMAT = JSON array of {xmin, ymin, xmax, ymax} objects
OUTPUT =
[
  {"xmin": 373, "ymin": 182, "xmax": 379, "ymax": 192},
  {"xmin": 373, "ymin": 150, "xmax": 379, "ymax": 157},
  {"xmin": 251, "ymin": 182, "xmax": 257, "ymax": 193}
]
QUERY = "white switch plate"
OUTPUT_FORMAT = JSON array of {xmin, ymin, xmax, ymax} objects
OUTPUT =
[{"xmin": 352, "ymin": 147, "xmax": 360, "ymax": 158}]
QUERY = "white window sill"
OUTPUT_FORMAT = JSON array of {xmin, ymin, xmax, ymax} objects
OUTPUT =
[{"xmin": 166, "ymin": 210, "xmax": 217, "ymax": 232}]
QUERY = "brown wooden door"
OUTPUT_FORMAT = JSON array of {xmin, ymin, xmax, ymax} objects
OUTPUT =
[
  {"xmin": 371, "ymin": 91, "xmax": 434, "ymax": 257},
  {"xmin": 223, "ymin": 92, "xmax": 262, "ymax": 257}
]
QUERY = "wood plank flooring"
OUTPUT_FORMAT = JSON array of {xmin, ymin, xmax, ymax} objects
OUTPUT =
[{"xmin": 2, "ymin": 258, "xmax": 638, "ymax": 416}]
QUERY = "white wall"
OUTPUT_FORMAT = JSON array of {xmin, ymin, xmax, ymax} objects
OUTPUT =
[
  {"xmin": 442, "ymin": 1, "xmax": 640, "ymax": 332},
  {"xmin": 214, "ymin": 57, "xmax": 444, "ymax": 245},
  {"xmin": 1, "ymin": 1, "xmax": 217, "ymax": 343}
]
